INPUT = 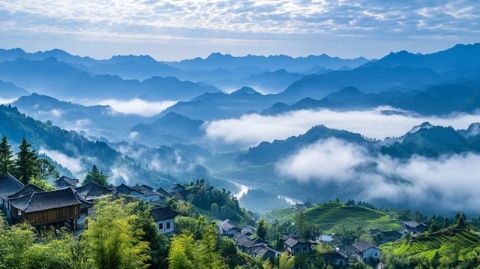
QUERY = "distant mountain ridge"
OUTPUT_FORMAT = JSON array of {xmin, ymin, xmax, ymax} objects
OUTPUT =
[{"xmin": 0, "ymin": 57, "xmax": 219, "ymax": 100}]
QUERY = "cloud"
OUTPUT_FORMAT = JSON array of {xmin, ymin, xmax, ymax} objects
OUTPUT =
[
  {"xmin": 205, "ymin": 107, "xmax": 480, "ymax": 146},
  {"xmin": 276, "ymin": 138, "xmax": 480, "ymax": 212},
  {"xmin": 0, "ymin": 98, "xmax": 16, "ymax": 104},
  {"xmin": 98, "ymin": 98, "xmax": 176, "ymax": 117},
  {"xmin": 39, "ymin": 147, "xmax": 84, "ymax": 174},
  {"xmin": 0, "ymin": 0, "xmax": 479, "ymax": 59},
  {"xmin": 277, "ymin": 138, "xmax": 367, "ymax": 182}
]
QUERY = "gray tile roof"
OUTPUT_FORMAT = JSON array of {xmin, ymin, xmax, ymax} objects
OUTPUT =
[
  {"xmin": 55, "ymin": 176, "xmax": 79, "ymax": 187},
  {"xmin": 0, "ymin": 173, "xmax": 24, "ymax": 199},
  {"xmin": 8, "ymin": 183, "xmax": 44, "ymax": 199},
  {"xmin": 285, "ymin": 237, "xmax": 299, "ymax": 247},
  {"xmin": 116, "ymin": 184, "xmax": 144, "ymax": 196},
  {"xmin": 156, "ymin": 187, "xmax": 172, "ymax": 198},
  {"xmin": 9, "ymin": 187, "xmax": 81, "ymax": 213},
  {"xmin": 151, "ymin": 206, "xmax": 178, "ymax": 221},
  {"xmin": 75, "ymin": 182, "xmax": 113, "ymax": 200},
  {"xmin": 352, "ymin": 241, "xmax": 377, "ymax": 252}
]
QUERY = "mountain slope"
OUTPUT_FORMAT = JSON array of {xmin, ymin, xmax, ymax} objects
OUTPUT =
[
  {"xmin": 238, "ymin": 125, "xmax": 374, "ymax": 165},
  {"xmin": 0, "ymin": 58, "xmax": 219, "ymax": 100},
  {"xmin": 129, "ymin": 112, "xmax": 205, "ymax": 146},
  {"xmin": 13, "ymin": 93, "xmax": 153, "ymax": 140},
  {"xmin": 0, "ymin": 80, "xmax": 29, "ymax": 99},
  {"xmin": 0, "ymin": 105, "xmax": 174, "ymax": 186}
]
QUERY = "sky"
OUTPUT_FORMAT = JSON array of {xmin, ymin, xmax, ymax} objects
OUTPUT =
[{"xmin": 0, "ymin": 0, "xmax": 479, "ymax": 60}]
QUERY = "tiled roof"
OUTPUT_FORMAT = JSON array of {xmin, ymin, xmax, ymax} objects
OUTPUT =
[
  {"xmin": 252, "ymin": 245, "xmax": 277, "ymax": 258},
  {"xmin": 116, "ymin": 184, "xmax": 143, "ymax": 196},
  {"xmin": 219, "ymin": 219, "xmax": 239, "ymax": 232},
  {"xmin": 0, "ymin": 173, "xmax": 24, "ymax": 199},
  {"xmin": 151, "ymin": 206, "xmax": 178, "ymax": 221},
  {"xmin": 9, "ymin": 187, "xmax": 81, "ymax": 213},
  {"xmin": 55, "ymin": 176, "xmax": 79, "ymax": 187},
  {"xmin": 352, "ymin": 241, "xmax": 377, "ymax": 252},
  {"xmin": 8, "ymin": 183, "xmax": 44, "ymax": 199},
  {"xmin": 235, "ymin": 235, "xmax": 258, "ymax": 248},
  {"xmin": 74, "ymin": 181, "xmax": 113, "ymax": 200},
  {"xmin": 285, "ymin": 237, "xmax": 301, "ymax": 247},
  {"xmin": 156, "ymin": 187, "xmax": 172, "ymax": 198},
  {"xmin": 135, "ymin": 185, "xmax": 163, "ymax": 197}
]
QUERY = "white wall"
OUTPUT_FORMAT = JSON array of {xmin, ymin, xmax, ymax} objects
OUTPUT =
[{"xmin": 157, "ymin": 218, "xmax": 174, "ymax": 234}]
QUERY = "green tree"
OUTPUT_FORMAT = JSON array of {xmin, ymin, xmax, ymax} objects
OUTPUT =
[
  {"xmin": 83, "ymin": 165, "xmax": 108, "ymax": 186},
  {"xmin": 0, "ymin": 136, "xmax": 13, "ymax": 176},
  {"xmin": 257, "ymin": 219, "xmax": 268, "ymax": 239},
  {"xmin": 14, "ymin": 138, "xmax": 39, "ymax": 184},
  {"xmin": 29, "ymin": 177, "xmax": 55, "ymax": 191},
  {"xmin": 83, "ymin": 198, "xmax": 150, "ymax": 269},
  {"xmin": 37, "ymin": 159, "xmax": 59, "ymax": 180},
  {"xmin": 279, "ymin": 252, "xmax": 295, "ymax": 269},
  {"xmin": 133, "ymin": 201, "xmax": 169, "ymax": 269}
]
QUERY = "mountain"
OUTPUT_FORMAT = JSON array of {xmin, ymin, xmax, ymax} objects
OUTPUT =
[
  {"xmin": 159, "ymin": 87, "xmax": 278, "ymax": 120},
  {"xmin": 367, "ymin": 43, "xmax": 480, "ymax": 77},
  {"xmin": 13, "ymin": 93, "xmax": 153, "ymax": 140},
  {"xmin": 84, "ymin": 55, "xmax": 181, "ymax": 80},
  {"xmin": 238, "ymin": 125, "xmax": 375, "ymax": 165},
  {"xmin": 0, "ymin": 48, "xmax": 97, "ymax": 66},
  {"xmin": 168, "ymin": 52, "xmax": 369, "ymax": 72},
  {"xmin": 239, "ymin": 69, "xmax": 304, "ymax": 93},
  {"xmin": 277, "ymin": 65, "xmax": 441, "ymax": 101},
  {"xmin": 263, "ymin": 80, "xmax": 480, "ymax": 116},
  {"xmin": 0, "ymin": 104, "xmax": 175, "ymax": 186},
  {"xmin": 0, "ymin": 58, "xmax": 219, "ymax": 100},
  {"xmin": 0, "ymin": 80, "xmax": 29, "ymax": 99},
  {"xmin": 128, "ymin": 112, "xmax": 205, "ymax": 146},
  {"xmin": 381, "ymin": 122, "xmax": 480, "ymax": 158}
]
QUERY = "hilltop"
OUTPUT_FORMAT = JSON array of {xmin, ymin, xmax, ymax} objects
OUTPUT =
[{"xmin": 266, "ymin": 201, "xmax": 401, "ymax": 233}]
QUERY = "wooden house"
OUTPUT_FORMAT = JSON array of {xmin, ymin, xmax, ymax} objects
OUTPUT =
[
  {"xmin": 8, "ymin": 187, "xmax": 82, "ymax": 230},
  {"xmin": 0, "ymin": 173, "xmax": 24, "ymax": 216},
  {"xmin": 151, "ymin": 206, "xmax": 178, "ymax": 235},
  {"xmin": 74, "ymin": 181, "xmax": 113, "ymax": 202}
]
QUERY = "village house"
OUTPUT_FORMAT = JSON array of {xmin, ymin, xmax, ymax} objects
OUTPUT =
[
  {"xmin": 250, "ymin": 244, "xmax": 279, "ymax": 261},
  {"xmin": 403, "ymin": 220, "xmax": 427, "ymax": 234},
  {"xmin": 8, "ymin": 187, "xmax": 82, "ymax": 230},
  {"xmin": 218, "ymin": 219, "xmax": 241, "ymax": 237},
  {"xmin": 116, "ymin": 183, "xmax": 166, "ymax": 203},
  {"xmin": 373, "ymin": 230, "xmax": 404, "ymax": 244},
  {"xmin": 352, "ymin": 241, "xmax": 381, "ymax": 261},
  {"xmin": 156, "ymin": 187, "xmax": 173, "ymax": 198},
  {"xmin": 151, "ymin": 206, "xmax": 178, "ymax": 235},
  {"xmin": 320, "ymin": 251, "xmax": 348, "ymax": 267},
  {"xmin": 233, "ymin": 234, "xmax": 278, "ymax": 261},
  {"xmin": 74, "ymin": 181, "xmax": 114, "ymax": 202},
  {"xmin": 284, "ymin": 237, "xmax": 315, "ymax": 255},
  {"xmin": 0, "ymin": 173, "xmax": 24, "ymax": 214},
  {"xmin": 55, "ymin": 176, "xmax": 80, "ymax": 188}
]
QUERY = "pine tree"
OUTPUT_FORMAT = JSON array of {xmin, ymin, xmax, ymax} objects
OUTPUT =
[
  {"xmin": 84, "ymin": 165, "xmax": 108, "ymax": 186},
  {"xmin": 14, "ymin": 137, "xmax": 39, "ymax": 184},
  {"xmin": 0, "ymin": 136, "xmax": 14, "ymax": 176}
]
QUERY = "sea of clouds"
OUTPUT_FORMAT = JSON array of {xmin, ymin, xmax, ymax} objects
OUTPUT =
[
  {"xmin": 205, "ymin": 107, "xmax": 480, "ymax": 146},
  {"xmin": 276, "ymin": 138, "xmax": 480, "ymax": 212}
]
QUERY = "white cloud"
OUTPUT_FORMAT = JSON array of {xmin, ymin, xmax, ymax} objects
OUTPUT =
[
  {"xmin": 98, "ymin": 98, "xmax": 176, "ymax": 117},
  {"xmin": 39, "ymin": 147, "xmax": 84, "ymax": 174},
  {"xmin": 276, "ymin": 139, "xmax": 480, "ymax": 212},
  {"xmin": 277, "ymin": 138, "xmax": 367, "ymax": 182},
  {"xmin": 205, "ymin": 107, "xmax": 480, "ymax": 146},
  {"xmin": 0, "ymin": 98, "xmax": 16, "ymax": 104}
]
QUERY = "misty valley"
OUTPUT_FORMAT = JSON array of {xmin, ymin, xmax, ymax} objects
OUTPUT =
[{"xmin": 1, "ymin": 43, "xmax": 480, "ymax": 269}]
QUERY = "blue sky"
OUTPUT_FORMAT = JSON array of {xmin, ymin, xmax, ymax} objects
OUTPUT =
[{"xmin": 0, "ymin": 0, "xmax": 479, "ymax": 60}]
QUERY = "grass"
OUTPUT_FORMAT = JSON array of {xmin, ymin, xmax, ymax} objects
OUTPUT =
[{"xmin": 267, "ymin": 202, "xmax": 402, "ymax": 233}]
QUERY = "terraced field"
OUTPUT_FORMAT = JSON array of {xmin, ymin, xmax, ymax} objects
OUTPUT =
[
  {"xmin": 267, "ymin": 202, "xmax": 401, "ymax": 233},
  {"xmin": 381, "ymin": 227, "xmax": 480, "ymax": 260}
]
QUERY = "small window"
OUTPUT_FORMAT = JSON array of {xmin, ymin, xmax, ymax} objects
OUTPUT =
[
  {"xmin": 159, "ymin": 223, "xmax": 163, "ymax": 230},
  {"xmin": 166, "ymin": 221, "xmax": 171, "ymax": 229}
]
